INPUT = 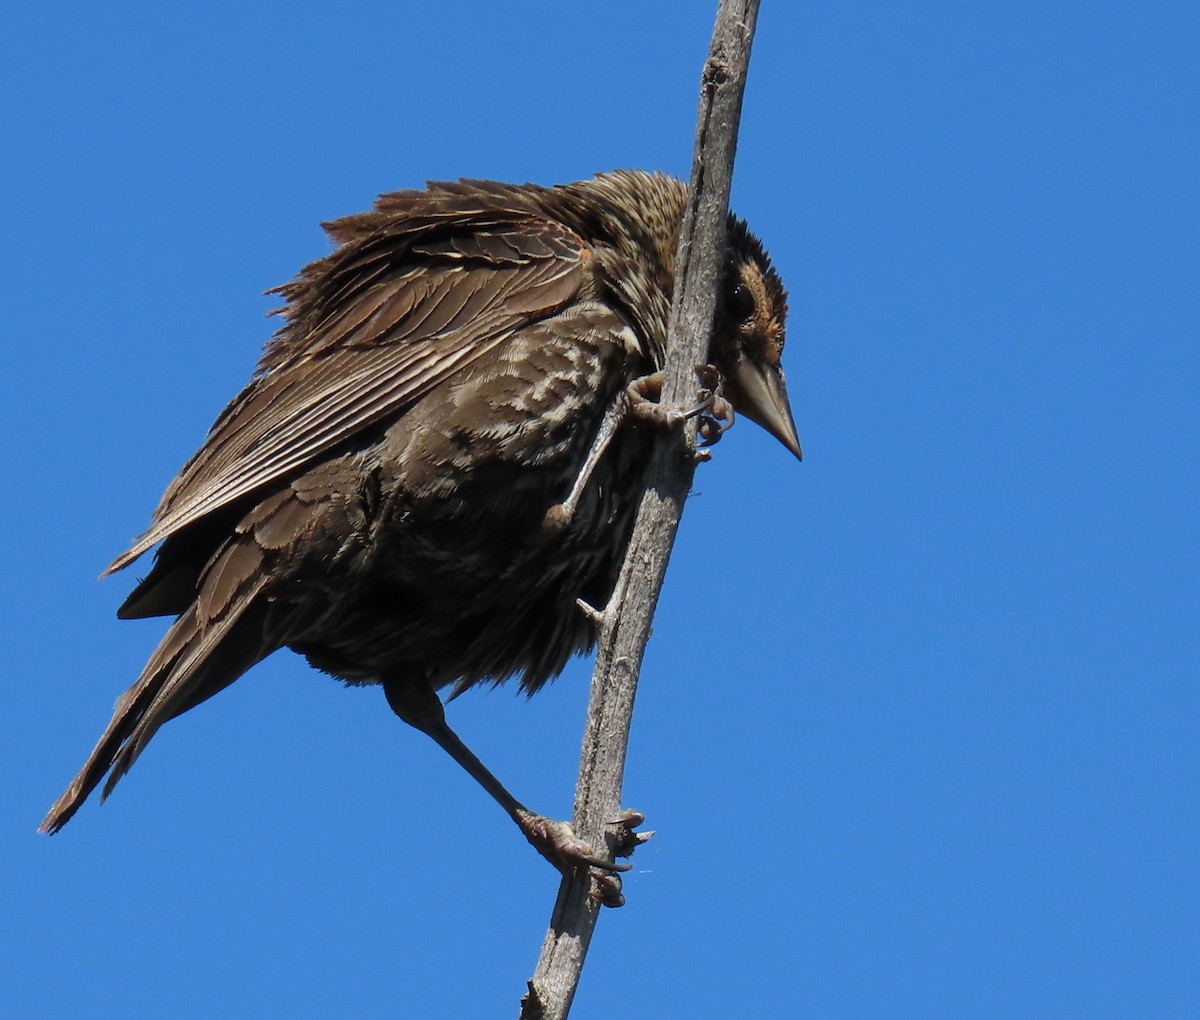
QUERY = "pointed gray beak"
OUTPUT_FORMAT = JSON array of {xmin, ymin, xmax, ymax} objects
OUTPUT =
[{"xmin": 730, "ymin": 360, "xmax": 802, "ymax": 460}]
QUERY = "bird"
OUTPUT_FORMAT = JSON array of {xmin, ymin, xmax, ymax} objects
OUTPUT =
[{"xmin": 41, "ymin": 169, "xmax": 800, "ymax": 893}]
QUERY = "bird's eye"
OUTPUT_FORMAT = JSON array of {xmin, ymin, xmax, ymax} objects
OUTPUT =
[{"xmin": 725, "ymin": 279, "xmax": 755, "ymax": 322}]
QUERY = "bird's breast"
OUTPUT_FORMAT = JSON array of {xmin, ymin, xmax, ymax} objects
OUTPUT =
[{"xmin": 289, "ymin": 303, "xmax": 654, "ymax": 693}]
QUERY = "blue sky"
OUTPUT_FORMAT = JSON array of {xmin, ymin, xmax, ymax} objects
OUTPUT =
[{"xmin": 4, "ymin": 2, "xmax": 1197, "ymax": 1016}]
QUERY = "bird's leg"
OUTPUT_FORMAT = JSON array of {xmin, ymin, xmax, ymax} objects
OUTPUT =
[
  {"xmin": 541, "ymin": 389, "xmax": 631, "ymax": 535},
  {"xmin": 542, "ymin": 366, "xmax": 735, "ymax": 534},
  {"xmin": 382, "ymin": 679, "xmax": 644, "ymax": 906}
]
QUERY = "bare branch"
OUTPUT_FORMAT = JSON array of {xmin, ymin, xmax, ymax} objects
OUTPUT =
[{"xmin": 520, "ymin": 2, "xmax": 761, "ymax": 1016}]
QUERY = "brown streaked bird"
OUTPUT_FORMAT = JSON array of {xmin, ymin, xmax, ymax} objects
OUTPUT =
[{"xmin": 42, "ymin": 170, "xmax": 800, "ymax": 897}]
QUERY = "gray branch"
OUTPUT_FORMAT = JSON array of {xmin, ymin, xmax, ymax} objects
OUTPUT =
[{"xmin": 519, "ymin": 2, "xmax": 761, "ymax": 1016}]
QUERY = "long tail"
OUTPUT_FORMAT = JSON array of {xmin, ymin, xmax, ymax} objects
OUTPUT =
[{"xmin": 40, "ymin": 574, "xmax": 270, "ymax": 834}]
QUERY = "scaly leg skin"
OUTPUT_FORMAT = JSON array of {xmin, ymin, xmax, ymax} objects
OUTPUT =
[
  {"xmin": 383, "ymin": 678, "xmax": 648, "ymax": 907},
  {"xmin": 542, "ymin": 365, "xmax": 735, "ymax": 534}
]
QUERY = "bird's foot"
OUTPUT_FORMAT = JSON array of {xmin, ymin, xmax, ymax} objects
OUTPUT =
[
  {"xmin": 692, "ymin": 365, "xmax": 736, "ymax": 448},
  {"xmin": 516, "ymin": 807, "xmax": 652, "ymax": 909},
  {"xmin": 627, "ymin": 366, "xmax": 734, "ymax": 449}
]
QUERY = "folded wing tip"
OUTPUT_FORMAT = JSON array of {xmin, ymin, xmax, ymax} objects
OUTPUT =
[{"xmin": 102, "ymin": 542, "xmax": 148, "ymax": 580}]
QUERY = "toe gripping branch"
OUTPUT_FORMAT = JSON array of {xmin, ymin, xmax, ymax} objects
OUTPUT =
[
  {"xmin": 517, "ymin": 807, "xmax": 653, "ymax": 908},
  {"xmin": 626, "ymin": 364, "xmax": 736, "ymax": 452}
]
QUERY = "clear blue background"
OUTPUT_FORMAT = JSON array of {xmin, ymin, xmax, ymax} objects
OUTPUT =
[{"xmin": 4, "ymin": 2, "xmax": 1197, "ymax": 1016}]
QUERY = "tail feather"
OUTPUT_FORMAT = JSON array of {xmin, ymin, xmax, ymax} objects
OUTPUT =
[{"xmin": 40, "ymin": 576, "xmax": 269, "ymax": 834}]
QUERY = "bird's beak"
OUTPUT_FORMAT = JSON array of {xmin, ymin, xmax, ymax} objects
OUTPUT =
[{"xmin": 729, "ymin": 359, "xmax": 802, "ymax": 460}]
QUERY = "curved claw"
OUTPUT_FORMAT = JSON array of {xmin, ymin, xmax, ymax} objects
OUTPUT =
[
  {"xmin": 591, "ymin": 872, "xmax": 625, "ymax": 908},
  {"xmin": 606, "ymin": 808, "xmax": 652, "ymax": 859},
  {"xmin": 697, "ymin": 399, "xmax": 735, "ymax": 447}
]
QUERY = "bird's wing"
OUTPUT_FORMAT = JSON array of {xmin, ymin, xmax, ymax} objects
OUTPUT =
[{"xmin": 106, "ymin": 212, "xmax": 592, "ymax": 576}]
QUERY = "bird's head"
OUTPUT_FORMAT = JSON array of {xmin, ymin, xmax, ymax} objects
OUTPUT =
[{"xmin": 710, "ymin": 220, "xmax": 801, "ymax": 460}]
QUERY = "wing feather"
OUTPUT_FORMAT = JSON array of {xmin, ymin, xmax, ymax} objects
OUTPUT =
[{"xmin": 106, "ymin": 211, "xmax": 591, "ymax": 576}]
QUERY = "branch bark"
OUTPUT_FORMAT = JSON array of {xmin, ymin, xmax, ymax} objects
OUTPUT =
[{"xmin": 519, "ymin": 2, "xmax": 761, "ymax": 1016}]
